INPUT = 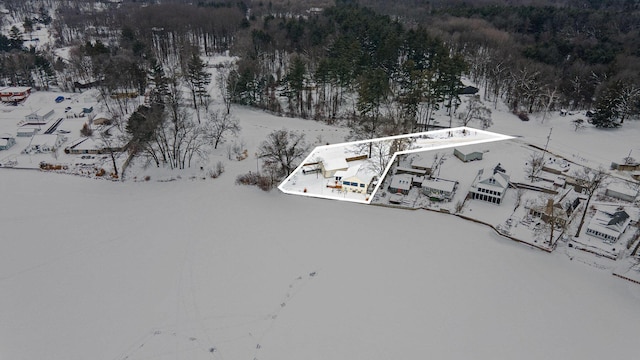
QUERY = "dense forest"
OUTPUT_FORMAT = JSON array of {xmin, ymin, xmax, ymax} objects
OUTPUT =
[{"xmin": 0, "ymin": 0, "xmax": 639, "ymax": 133}]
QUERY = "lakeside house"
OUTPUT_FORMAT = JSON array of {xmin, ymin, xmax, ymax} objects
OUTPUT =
[
  {"xmin": 469, "ymin": 164, "xmax": 510, "ymax": 205},
  {"xmin": 0, "ymin": 86, "xmax": 32, "ymax": 103},
  {"xmin": 585, "ymin": 205, "xmax": 636, "ymax": 243},
  {"xmin": 422, "ymin": 178, "xmax": 457, "ymax": 201},
  {"xmin": 388, "ymin": 174, "xmax": 413, "ymax": 195}
]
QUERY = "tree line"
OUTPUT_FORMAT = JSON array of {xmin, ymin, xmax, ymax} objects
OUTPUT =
[{"xmin": 229, "ymin": 1, "xmax": 468, "ymax": 141}]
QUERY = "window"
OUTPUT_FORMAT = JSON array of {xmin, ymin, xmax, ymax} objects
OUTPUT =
[
  {"xmin": 360, "ymin": 184, "xmax": 365, "ymax": 188},
  {"xmin": 343, "ymin": 181, "xmax": 351, "ymax": 186}
]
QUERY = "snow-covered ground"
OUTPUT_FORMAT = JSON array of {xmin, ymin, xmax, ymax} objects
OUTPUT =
[
  {"xmin": 2, "ymin": 75, "xmax": 640, "ymax": 360},
  {"xmin": 2, "ymin": 167, "xmax": 640, "ymax": 360}
]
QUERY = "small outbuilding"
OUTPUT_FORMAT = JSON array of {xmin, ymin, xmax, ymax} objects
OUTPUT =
[
  {"xmin": 17, "ymin": 127, "xmax": 39, "ymax": 137},
  {"xmin": 320, "ymin": 157, "xmax": 348, "ymax": 178},
  {"xmin": 454, "ymin": 147, "xmax": 483, "ymax": 162},
  {"xmin": 605, "ymin": 183, "xmax": 638, "ymax": 202},
  {"xmin": 0, "ymin": 135, "xmax": 16, "ymax": 150}
]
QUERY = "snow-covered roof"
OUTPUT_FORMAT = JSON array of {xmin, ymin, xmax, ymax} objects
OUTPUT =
[
  {"xmin": 17, "ymin": 127, "xmax": 39, "ymax": 134},
  {"xmin": 422, "ymin": 178, "xmax": 456, "ymax": 192},
  {"xmin": 587, "ymin": 208, "xmax": 631, "ymax": 239},
  {"xmin": 28, "ymin": 108, "xmax": 54, "ymax": 117},
  {"xmin": 389, "ymin": 174, "xmax": 412, "ymax": 191},
  {"xmin": 29, "ymin": 134, "xmax": 59, "ymax": 147},
  {"xmin": 455, "ymin": 147, "xmax": 483, "ymax": 156},
  {"xmin": 92, "ymin": 112, "xmax": 111, "ymax": 120},
  {"xmin": 477, "ymin": 171, "xmax": 510, "ymax": 190},
  {"xmin": 74, "ymin": 137, "xmax": 101, "ymax": 151},
  {"xmin": 0, "ymin": 138, "xmax": 9, "ymax": 147},
  {"xmin": 0, "ymin": 86, "xmax": 31, "ymax": 93},
  {"xmin": 321, "ymin": 157, "xmax": 348, "ymax": 171},
  {"xmin": 411, "ymin": 156, "xmax": 432, "ymax": 169},
  {"xmin": 607, "ymin": 183, "xmax": 638, "ymax": 198},
  {"xmin": 335, "ymin": 164, "xmax": 360, "ymax": 179}
]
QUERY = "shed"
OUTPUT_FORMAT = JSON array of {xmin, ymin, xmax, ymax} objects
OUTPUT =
[
  {"xmin": 605, "ymin": 183, "xmax": 638, "ymax": 202},
  {"xmin": 458, "ymin": 85, "xmax": 479, "ymax": 95},
  {"xmin": 454, "ymin": 147, "xmax": 483, "ymax": 162},
  {"xmin": 0, "ymin": 135, "xmax": 16, "ymax": 150},
  {"xmin": 320, "ymin": 157, "xmax": 348, "ymax": 178},
  {"xmin": 17, "ymin": 127, "xmax": 39, "ymax": 137}
]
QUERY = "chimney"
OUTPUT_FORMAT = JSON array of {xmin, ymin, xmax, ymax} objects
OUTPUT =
[{"xmin": 546, "ymin": 199, "xmax": 554, "ymax": 214}]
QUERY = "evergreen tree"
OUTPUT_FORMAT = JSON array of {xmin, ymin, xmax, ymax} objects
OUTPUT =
[
  {"xmin": 591, "ymin": 82, "xmax": 622, "ymax": 128},
  {"xmin": 185, "ymin": 53, "xmax": 212, "ymax": 122}
]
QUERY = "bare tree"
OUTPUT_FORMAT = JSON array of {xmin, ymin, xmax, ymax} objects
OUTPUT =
[
  {"xmin": 204, "ymin": 110, "xmax": 240, "ymax": 149},
  {"xmin": 525, "ymin": 152, "xmax": 545, "ymax": 181},
  {"xmin": 258, "ymin": 129, "xmax": 309, "ymax": 178},
  {"xmin": 573, "ymin": 167, "xmax": 608, "ymax": 238},
  {"xmin": 540, "ymin": 86, "xmax": 559, "ymax": 123},
  {"xmin": 532, "ymin": 197, "xmax": 571, "ymax": 247},
  {"xmin": 98, "ymin": 126, "xmax": 124, "ymax": 178},
  {"xmin": 458, "ymin": 94, "xmax": 492, "ymax": 129}
]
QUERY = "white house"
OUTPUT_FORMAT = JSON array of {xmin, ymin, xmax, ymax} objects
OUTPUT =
[
  {"xmin": 469, "ymin": 166, "xmax": 510, "ymax": 205},
  {"xmin": 605, "ymin": 183, "xmax": 638, "ymax": 202},
  {"xmin": 25, "ymin": 134, "xmax": 66, "ymax": 153},
  {"xmin": 320, "ymin": 157, "xmax": 348, "ymax": 178},
  {"xmin": 422, "ymin": 178, "xmax": 457, "ymax": 201},
  {"xmin": 335, "ymin": 164, "xmax": 374, "ymax": 194},
  {"xmin": 585, "ymin": 205, "xmax": 636, "ymax": 243},
  {"xmin": 388, "ymin": 174, "xmax": 413, "ymax": 195},
  {"xmin": 25, "ymin": 108, "xmax": 55, "ymax": 123}
]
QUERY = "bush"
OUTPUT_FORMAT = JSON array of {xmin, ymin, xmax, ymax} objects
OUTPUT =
[
  {"xmin": 80, "ymin": 123, "xmax": 93, "ymax": 136},
  {"xmin": 235, "ymin": 172, "xmax": 274, "ymax": 191},
  {"xmin": 208, "ymin": 161, "xmax": 225, "ymax": 178}
]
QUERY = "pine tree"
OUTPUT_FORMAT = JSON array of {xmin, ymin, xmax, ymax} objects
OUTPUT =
[
  {"xmin": 185, "ymin": 53, "xmax": 212, "ymax": 122},
  {"xmin": 591, "ymin": 82, "xmax": 622, "ymax": 128}
]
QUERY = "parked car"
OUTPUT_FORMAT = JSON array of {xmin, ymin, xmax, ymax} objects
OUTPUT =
[{"xmin": 55, "ymin": 96, "xmax": 65, "ymax": 103}]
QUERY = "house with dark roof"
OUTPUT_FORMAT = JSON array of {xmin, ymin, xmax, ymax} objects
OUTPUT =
[{"xmin": 585, "ymin": 206, "xmax": 633, "ymax": 243}]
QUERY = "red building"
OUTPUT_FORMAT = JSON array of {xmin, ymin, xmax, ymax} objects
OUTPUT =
[{"xmin": 0, "ymin": 87, "xmax": 32, "ymax": 103}]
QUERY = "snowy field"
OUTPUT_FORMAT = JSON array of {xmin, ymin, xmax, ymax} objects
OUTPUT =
[{"xmin": 2, "ymin": 168, "xmax": 640, "ymax": 360}]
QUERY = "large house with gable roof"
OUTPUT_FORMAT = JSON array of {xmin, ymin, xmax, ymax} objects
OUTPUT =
[{"xmin": 469, "ymin": 164, "xmax": 510, "ymax": 205}]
